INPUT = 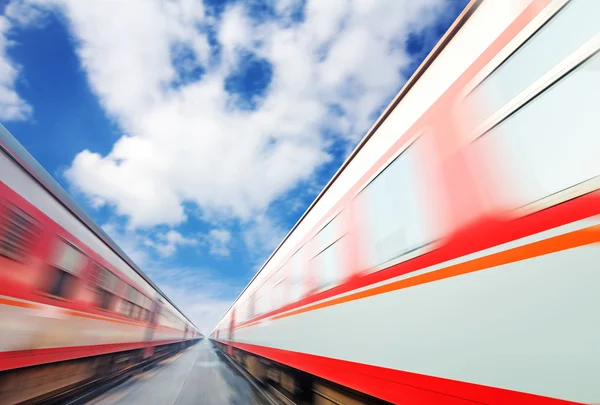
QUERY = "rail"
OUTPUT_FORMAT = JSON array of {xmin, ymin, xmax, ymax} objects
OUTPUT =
[
  {"xmin": 29, "ymin": 343, "xmax": 196, "ymax": 405},
  {"xmin": 213, "ymin": 344, "xmax": 299, "ymax": 405}
]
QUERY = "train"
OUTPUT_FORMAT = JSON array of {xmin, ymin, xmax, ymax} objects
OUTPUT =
[
  {"xmin": 210, "ymin": 0, "xmax": 600, "ymax": 404},
  {"xmin": 0, "ymin": 125, "xmax": 201, "ymax": 403}
]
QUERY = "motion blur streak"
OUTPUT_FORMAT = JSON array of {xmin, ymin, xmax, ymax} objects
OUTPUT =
[
  {"xmin": 2, "ymin": 0, "xmax": 600, "ymax": 404},
  {"xmin": 0, "ymin": 124, "xmax": 201, "ymax": 404},
  {"xmin": 211, "ymin": 1, "xmax": 600, "ymax": 404}
]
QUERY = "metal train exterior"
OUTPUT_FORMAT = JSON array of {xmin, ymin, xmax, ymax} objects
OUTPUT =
[
  {"xmin": 211, "ymin": 0, "xmax": 600, "ymax": 404},
  {"xmin": 0, "ymin": 126, "xmax": 200, "ymax": 403}
]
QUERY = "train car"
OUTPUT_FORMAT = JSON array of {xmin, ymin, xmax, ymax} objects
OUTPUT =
[
  {"xmin": 211, "ymin": 0, "xmax": 600, "ymax": 404},
  {"xmin": 0, "ymin": 125, "xmax": 200, "ymax": 404}
]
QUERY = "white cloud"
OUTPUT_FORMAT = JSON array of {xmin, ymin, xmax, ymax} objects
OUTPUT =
[
  {"xmin": 0, "ymin": 15, "xmax": 31, "ymax": 120},
  {"xmin": 218, "ymin": 5, "xmax": 252, "ymax": 64},
  {"xmin": 146, "ymin": 229, "xmax": 198, "ymax": 258},
  {"xmin": 102, "ymin": 219, "xmax": 233, "ymax": 261},
  {"xmin": 99, "ymin": 220, "xmax": 235, "ymax": 332},
  {"xmin": 4, "ymin": 0, "xmax": 48, "ymax": 26},
  {"xmin": 6, "ymin": 0, "xmax": 448, "ymax": 230},
  {"xmin": 243, "ymin": 215, "xmax": 287, "ymax": 266},
  {"xmin": 3, "ymin": 0, "xmax": 457, "ymax": 329},
  {"xmin": 203, "ymin": 229, "xmax": 232, "ymax": 257},
  {"xmin": 101, "ymin": 222, "xmax": 150, "ymax": 266},
  {"xmin": 99, "ymin": 221, "xmax": 238, "ymax": 331},
  {"xmin": 102, "ymin": 222, "xmax": 199, "ymax": 262}
]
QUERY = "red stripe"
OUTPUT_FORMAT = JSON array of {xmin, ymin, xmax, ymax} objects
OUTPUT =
[
  {"xmin": 220, "ymin": 0, "xmax": 571, "ymax": 335},
  {"xmin": 0, "ymin": 338, "xmax": 193, "ymax": 371},
  {"xmin": 217, "ymin": 340, "xmax": 584, "ymax": 405},
  {"xmin": 228, "ymin": 0, "xmax": 554, "ymax": 321},
  {"xmin": 0, "ymin": 145, "xmax": 153, "ymax": 299},
  {"xmin": 0, "ymin": 181, "xmax": 152, "ymax": 322},
  {"xmin": 0, "ymin": 181, "xmax": 194, "ymax": 355},
  {"xmin": 234, "ymin": 191, "xmax": 600, "ymax": 329}
]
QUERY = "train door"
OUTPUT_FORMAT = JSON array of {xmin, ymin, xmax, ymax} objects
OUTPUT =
[
  {"xmin": 143, "ymin": 298, "xmax": 162, "ymax": 358},
  {"xmin": 228, "ymin": 309, "xmax": 235, "ymax": 355}
]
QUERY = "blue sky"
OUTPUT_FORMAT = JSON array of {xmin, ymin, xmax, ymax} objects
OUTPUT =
[{"xmin": 0, "ymin": 0, "xmax": 467, "ymax": 333}]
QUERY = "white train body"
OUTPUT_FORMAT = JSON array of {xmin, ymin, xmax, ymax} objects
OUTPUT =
[
  {"xmin": 211, "ymin": 1, "xmax": 600, "ymax": 404},
  {"xmin": 0, "ymin": 119, "xmax": 200, "ymax": 405}
]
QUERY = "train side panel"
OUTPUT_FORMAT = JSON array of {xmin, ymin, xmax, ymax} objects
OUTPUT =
[
  {"xmin": 0, "ymin": 126, "xmax": 199, "ymax": 403},
  {"xmin": 212, "ymin": 1, "xmax": 600, "ymax": 404}
]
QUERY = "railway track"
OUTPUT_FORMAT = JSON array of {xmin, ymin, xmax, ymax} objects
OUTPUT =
[
  {"xmin": 214, "ymin": 345, "xmax": 299, "ymax": 405},
  {"xmin": 25, "ymin": 341, "xmax": 290, "ymax": 405},
  {"xmin": 212, "ymin": 342, "xmax": 390, "ymax": 405},
  {"xmin": 26, "ymin": 349, "xmax": 183, "ymax": 405}
]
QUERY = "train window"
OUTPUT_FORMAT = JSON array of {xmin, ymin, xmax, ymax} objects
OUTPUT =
[
  {"xmin": 468, "ymin": 0, "xmax": 599, "ymax": 127},
  {"xmin": 138, "ymin": 299, "xmax": 145, "ymax": 320},
  {"xmin": 310, "ymin": 238, "xmax": 346, "ymax": 291},
  {"xmin": 116, "ymin": 285, "xmax": 132, "ymax": 317},
  {"xmin": 354, "ymin": 139, "xmax": 431, "ymax": 270},
  {"xmin": 237, "ymin": 299, "xmax": 244, "ymax": 323},
  {"xmin": 140, "ymin": 296, "xmax": 151, "ymax": 321},
  {"xmin": 138, "ymin": 296, "xmax": 145, "ymax": 320},
  {"xmin": 255, "ymin": 288, "xmax": 265, "ymax": 316},
  {"xmin": 95, "ymin": 265, "xmax": 118, "ymax": 310},
  {"xmin": 148, "ymin": 299, "xmax": 159, "ymax": 324},
  {"xmin": 118, "ymin": 299, "xmax": 131, "ymax": 317},
  {"xmin": 129, "ymin": 287, "xmax": 139, "ymax": 318},
  {"xmin": 476, "ymin": 51, "xmax": 600, "ymax": 209},
  {"xmin": 0, "ymin": 202, "xmax": 40, "ymax": 263},
  {"xmin": 289, "ymin": 248, "xmax": 304, "ymax": 301},
  {"xmin": 247, "ymin": 293, "xmax": 255, "ymax": 319},
  {"xmin": 237, "ymin": 299, "xmax": 244, "ymax": 322},
  {"xmin": 139, "ymin": 294, "xmax": 150, "ymax": 321},
  {"xmin": 255, "ymin": 291, "xmax": 263, "ymax": 317},
  {"xmin": 311, "ymin": 213, "xmax": 348, "ymax": 291},
  {"xmin": 121, "ymin": 286, "xmax": 145, "ymax": 319},
  {"xmin": 47, "ymin": 239, "xmax": 87, "ymax": 298},
  {"xmin": 314, "ymin": 215, "xmax": 341, "ymax": 253},
  {"xmin": 272, "ymin": 267, "xmax": 287, "ymax": 309},
  {"xmin": 241, "ymin": 299, "xmax": 246, "ymax": 322}
]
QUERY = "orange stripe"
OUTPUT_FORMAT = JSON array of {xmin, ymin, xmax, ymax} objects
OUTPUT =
[
  {"xmin": 66, "ymin": 312, "xmax": 181, "ymax": 332},
  {"xmin": 0, "ymin": 297, "xmax": 146, "ymax": 328},
  {"xmin": 0, "ymin": 297, "xmax": 39, "ymax": 309},
  {"xmin": 64, "ymin": 310, "xmax": 145, "ymax": 327},
  {"xmin": 256, "ymin": 225, "xmax": 600, "ymax": 324},
  {"xmin": 62, "ymin": 311, "xmax": 181, "ymax": 331}
]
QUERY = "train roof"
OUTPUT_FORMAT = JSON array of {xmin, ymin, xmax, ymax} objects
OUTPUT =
[
  {"xmin": 210, "ymin": 0, "xmax": 479, "ymax": 334},
  {"xmin": 0, "ymin": 123, "xmax": 198, "ymax": 331}
]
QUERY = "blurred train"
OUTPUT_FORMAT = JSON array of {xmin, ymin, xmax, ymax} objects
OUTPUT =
[
  {"xmin": 0, "ymin": 127, "xmax": 200, "ymax": 403},
  {"xmin": 211, "ymin": 0, "xmax": 600, "ymax": 404}
]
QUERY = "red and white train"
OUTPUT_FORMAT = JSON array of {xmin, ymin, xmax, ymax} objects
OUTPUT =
[
  {"xmin": 211, "ymin": 0, "xmax": 600, "ymax": 404},
  {"xmin": 0, "ymin": 125, "xmax": 200, "ymax": 402}
]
